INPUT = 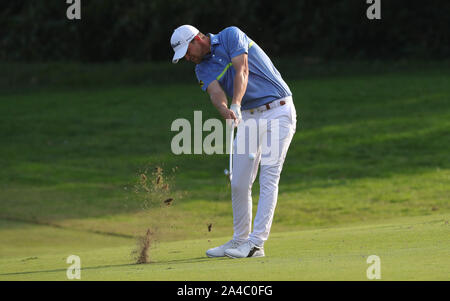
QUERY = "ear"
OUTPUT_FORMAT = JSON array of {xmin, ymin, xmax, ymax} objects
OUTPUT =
[{"xmin": 194, "ymin": 35, "xmax": 202, "ymax": 42}]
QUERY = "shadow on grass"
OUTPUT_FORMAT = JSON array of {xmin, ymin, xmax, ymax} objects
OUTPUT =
[{"xmin": 0, "ymin": 257, "xmax": 217, "ymax": 277}]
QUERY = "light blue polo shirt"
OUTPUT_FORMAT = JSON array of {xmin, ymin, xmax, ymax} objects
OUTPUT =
[{"xmin": 195, "ymin": 26, "xmax": 292, "ymax": 110}]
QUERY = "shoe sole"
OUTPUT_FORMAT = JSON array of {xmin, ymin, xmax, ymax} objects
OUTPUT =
[
  {"xmin": 206, "ymin": 253, "xmax": 226, "ymax": 258},
  {"xmin": 224, "ymin": 252, "xmax": 265, "ymax": 259}
]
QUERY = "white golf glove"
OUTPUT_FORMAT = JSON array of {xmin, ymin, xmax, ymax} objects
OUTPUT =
[{"xmin": 230, "ymin": 104, "xmax": 242, "ymax": 124}]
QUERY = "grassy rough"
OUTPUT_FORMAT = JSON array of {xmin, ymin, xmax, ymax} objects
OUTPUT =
[{"xmin": 0, "ymin": 62, "xmax": 448, "ymax": 241}]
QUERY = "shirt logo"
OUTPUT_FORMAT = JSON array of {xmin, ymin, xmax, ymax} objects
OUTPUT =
[{"xmin": 199, "ymin": 80, "xmax": 204, "ymax": 88}]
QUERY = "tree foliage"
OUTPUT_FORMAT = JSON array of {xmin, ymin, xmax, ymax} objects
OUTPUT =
[{"xmin": 1, "ymin": 0, "xmax": 449, "ymax": 62}]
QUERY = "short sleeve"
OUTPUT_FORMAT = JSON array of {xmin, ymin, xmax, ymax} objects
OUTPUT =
[
  {"xmin": 222, "ymin": 26, "xmax": 249, "ymax": 59},
  {"xmin": 195, "ymin": 65, "xmax": 216, "ymax": 92}
]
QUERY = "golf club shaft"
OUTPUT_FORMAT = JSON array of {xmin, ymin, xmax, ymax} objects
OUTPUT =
[{"xmin": 229, "ymin": 120, "xmax": 235, "ymax": 181}]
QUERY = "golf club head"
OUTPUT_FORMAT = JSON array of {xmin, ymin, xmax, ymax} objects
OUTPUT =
[{"xmin": 224, "ymin": 169, "xmax": 232, "ymax": 182}]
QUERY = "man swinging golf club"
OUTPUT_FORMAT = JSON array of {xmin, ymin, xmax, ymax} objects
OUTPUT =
[{"xmin": 170, "ymin": 25, "xmax": 297, "ymax": 258}]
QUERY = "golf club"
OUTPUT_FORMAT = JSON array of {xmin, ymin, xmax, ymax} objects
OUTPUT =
[{"xmin": 224, "ymin": 119, "xmax": 235, "ymax": 182}]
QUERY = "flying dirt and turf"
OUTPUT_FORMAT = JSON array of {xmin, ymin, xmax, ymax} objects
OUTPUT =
[{"xmin": 0, "ymin": 60, "xmax": 449, "ymax": 280}]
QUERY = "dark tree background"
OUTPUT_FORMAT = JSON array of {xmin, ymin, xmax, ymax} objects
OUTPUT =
[{"xmin": 1, "ymin": 0, "xmax": 449, "ymax": 62}]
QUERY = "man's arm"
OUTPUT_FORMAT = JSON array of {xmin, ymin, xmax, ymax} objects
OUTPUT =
[
  {"xmin": 231, "ymin": 53, "xmax": 249, "ymax": 106},
  {"xmin": 207, "ymin": 80, "xmax": 236, "ymax": 121}
]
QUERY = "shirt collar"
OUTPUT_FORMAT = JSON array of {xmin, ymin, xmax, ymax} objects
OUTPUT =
[
  {"xmin": 202, "ymin": 33, "xmax": 220, "ymax": 60},
  {"xmin": 209, "ymin": 33, "xmax": 220, "ymax": 46}
]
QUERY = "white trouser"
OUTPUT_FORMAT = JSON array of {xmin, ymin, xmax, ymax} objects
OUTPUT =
[{"xmin": 231, "ymin": 96, "xmax": 297, "ymax": 247}]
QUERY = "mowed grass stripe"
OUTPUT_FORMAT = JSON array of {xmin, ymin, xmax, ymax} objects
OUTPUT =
[{"xmin": 0, "ymin": 214, "xmax": 448, "ymax": 280}]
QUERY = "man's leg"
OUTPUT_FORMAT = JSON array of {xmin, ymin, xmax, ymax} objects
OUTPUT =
[
  {"xmin": 249, "ymin": 102, "xmax": 296, "ymax": 247},
  {"xmin": 206, "ymin": 116, "xmax": 260, "ymax": 258},
  {"xmin": 230, "ymin": 115, "xmax": 261, "ymax": 243}
]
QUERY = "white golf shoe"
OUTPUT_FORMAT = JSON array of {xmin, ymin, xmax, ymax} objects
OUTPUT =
[
  {"xmin": 206, "ymin": 239, "xmax": 241, "ymax": 258},
  {"xmin": 224, "ymin": 241, "xmax": 265, "ymax": 259}
]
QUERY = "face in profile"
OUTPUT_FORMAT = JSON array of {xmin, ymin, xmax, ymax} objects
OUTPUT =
[{"xmin": 185, "ymin": 37, "xmax": 204, "ymax": 64}]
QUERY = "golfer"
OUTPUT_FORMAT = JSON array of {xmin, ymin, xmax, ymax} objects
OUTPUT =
[{"xmin": 170, "ymin": 25, "xmax": 297, "ymax": 258}]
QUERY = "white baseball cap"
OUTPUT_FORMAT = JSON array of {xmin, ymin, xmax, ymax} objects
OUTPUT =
[{"xmin": 170, "ymin": 25, "xmax": 200, "ymax": 64}]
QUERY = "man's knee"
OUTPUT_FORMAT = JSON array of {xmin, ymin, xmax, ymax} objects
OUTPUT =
[{"xmin": 231, "ymin": 180, "xmax": 250, "ymax": 196}]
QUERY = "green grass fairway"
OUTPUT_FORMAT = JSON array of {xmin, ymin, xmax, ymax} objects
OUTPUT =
[
  {"xmin": 0, "ymin": 214, "xmax": 448, "ymax": 281},
  {"xmin": 0, "ymin": 61, "xmax": 449, "ymax": 280}
]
